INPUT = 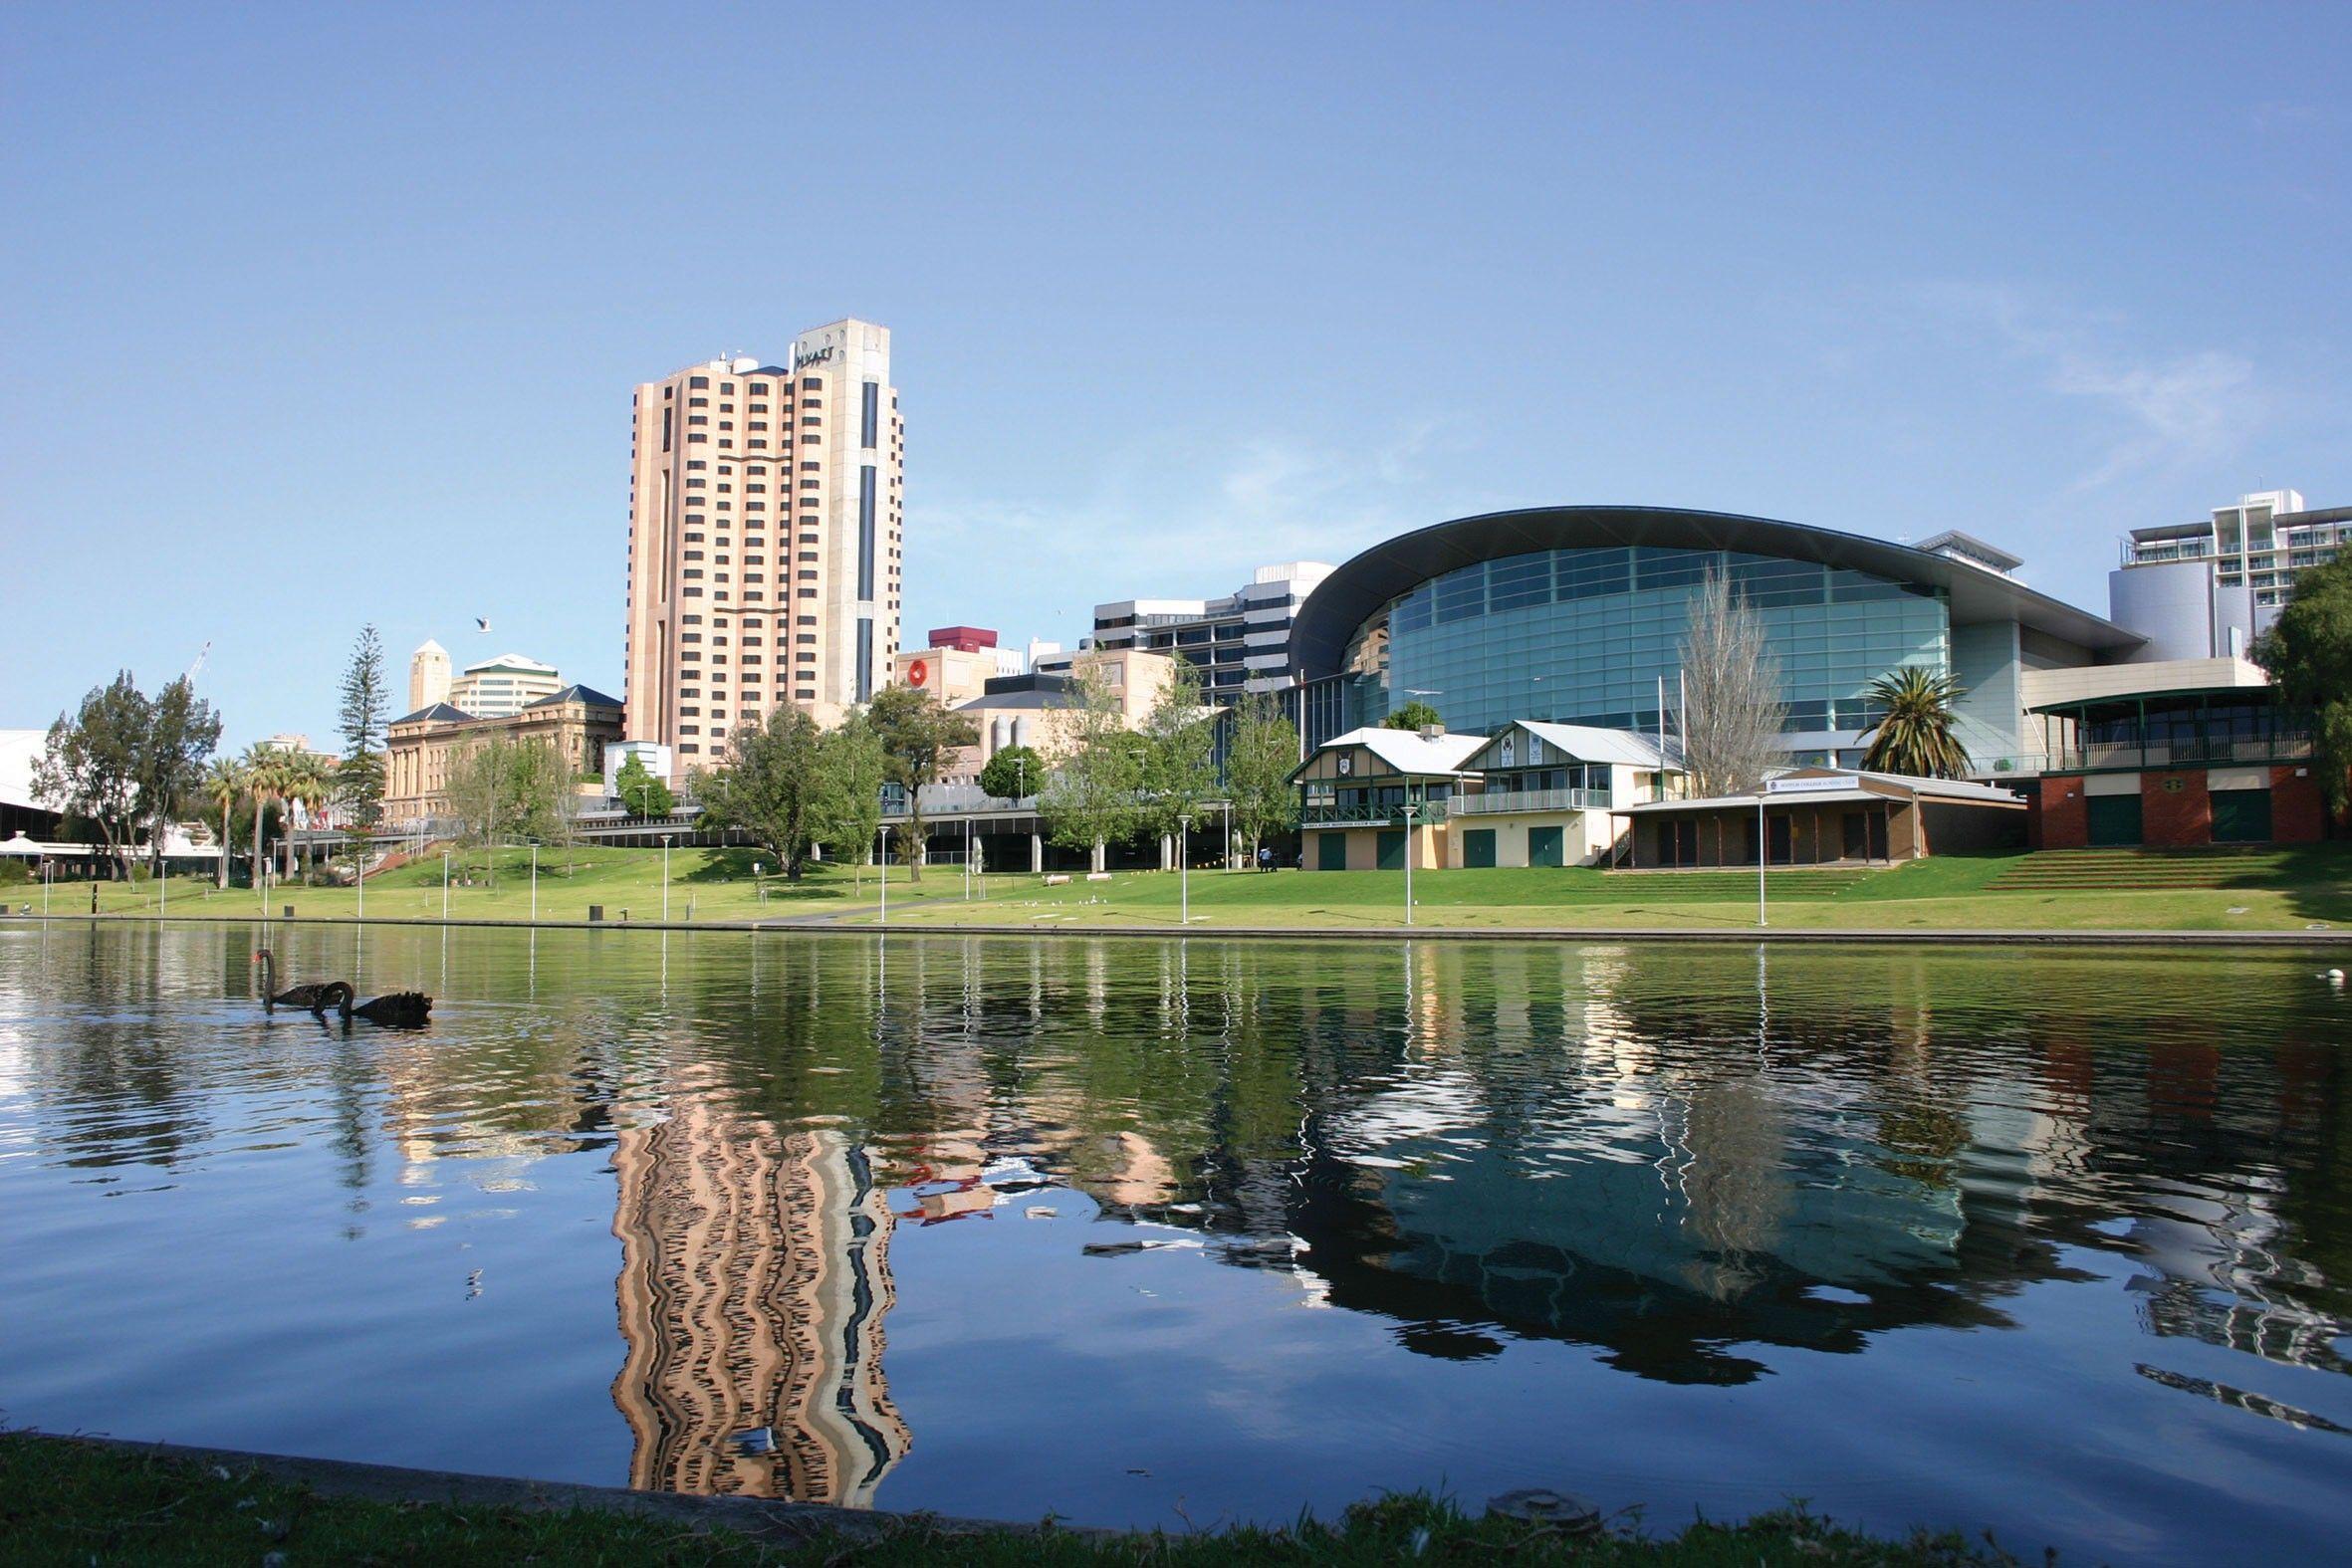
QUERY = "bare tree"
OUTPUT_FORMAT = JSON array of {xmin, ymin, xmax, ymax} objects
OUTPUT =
[{"xmin": 1677, "ymin": 569, "xmax": 1786, "ymax": 797}]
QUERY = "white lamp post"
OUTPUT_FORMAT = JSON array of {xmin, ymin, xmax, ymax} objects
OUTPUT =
[
  {"xmin": 1757, "ymin": 796, "xmax": 1768, "ymax": 929},
  {"xmin": 530, "ymin": 840, "xmax": 540, "ymax": 925},
  {"xmin": 1399, "ymin": 800, "xmax": 1420, "ymax": 927},
  {"xmin": 660, "ymin": 833, "xmax": 673, "ymax": 924},
  {"xmin": 1179, "ymin": 812, "xmax": 1192, "ymax": 925},
  {"xmin": 877, "ymin": 825, "xmax": 889, "ymax": 926},
  {"xmin": 441, "ymin": 848, "xmax": 450, "ymax": 924}
]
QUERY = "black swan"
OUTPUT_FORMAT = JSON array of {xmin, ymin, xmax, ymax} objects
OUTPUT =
[
  {"xmin": 252, "ymin": 950, "xmax": 336, "ymax": 1012},
  {"xmin": 311, "ymin": 981, "xmax": 433, "ymax": 1027}
]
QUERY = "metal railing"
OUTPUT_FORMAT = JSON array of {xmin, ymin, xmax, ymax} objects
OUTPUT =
[
  {"xmin": 1452, "ymin": 786, "xmax": 1612, "ymax": 816},
  {"xmin": 1300, "ymin": 799, "xmax": 1451, "ymax": 827},
  {"xmin": 1974, "ymin": 738, "xmax": 2313, "ymax": 778}
]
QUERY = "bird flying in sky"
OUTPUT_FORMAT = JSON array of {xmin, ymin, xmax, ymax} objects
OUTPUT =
[{"xmin": 475, "ymin": 617, "xmax": 490, "ymax": 632}]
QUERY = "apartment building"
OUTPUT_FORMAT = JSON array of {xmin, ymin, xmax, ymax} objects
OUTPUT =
[
  {"xmin": 1087, "ymin": 560, "xmax": 1332, "ymax": 704},
  {"xmin": 2113, "ymin": 489, "xmax": 2349, "ymax": 659},
  {"xmin": 623, "ymin": 320, "xmax": 903, "ymax": 778}
]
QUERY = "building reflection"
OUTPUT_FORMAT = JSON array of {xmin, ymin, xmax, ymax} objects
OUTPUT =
[{"xmin": 608, "ymin": 1104, "xmax": 907, "ymax": 1503}]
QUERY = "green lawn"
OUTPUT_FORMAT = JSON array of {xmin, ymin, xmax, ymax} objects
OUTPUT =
[
  {"xmin": 20, "ymin": 844, "xmax": 2352, "ymax": 933},
  {"xmin": 28, "ymin": 845, "xmax": 889, "ymax": 925},
  {"xmin": 0, "ymin": 1432, "xmax": 2026, "ymax": 1566}
]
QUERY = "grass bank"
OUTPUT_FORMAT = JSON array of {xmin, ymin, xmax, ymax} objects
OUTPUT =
[
  {"xmin": 0, "ymin": 1432, "xmax": 2026, "ymax": 1566},
  {"xmin": 20, "ymin": 844, "xmax": 2352, "ymax": 934}
]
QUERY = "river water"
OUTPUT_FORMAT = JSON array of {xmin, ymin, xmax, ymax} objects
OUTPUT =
[{"xmin": 3, "ymin": 921, "xmax": 2349, "ymax": 1559}]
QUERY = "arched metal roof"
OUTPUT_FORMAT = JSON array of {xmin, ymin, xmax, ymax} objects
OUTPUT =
[{"xmin": 1288, "ymin": 505, "xmax": 2142, "ymax": 679}]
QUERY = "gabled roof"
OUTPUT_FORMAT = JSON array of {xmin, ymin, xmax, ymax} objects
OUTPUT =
[
  {"xmin": 1297, "ymin": 726, "xmax": 1489, "ymax": 781},
  {"xmin": 525, "ymin": 683, "xmax": 621, "ymax": 710},
  {"xmin": 391, "ymin": 702, "xmax": 474, "ymax": 726},
  {"xmin": 1466, "ymin": 720, "xmax": 1672, "ymax": 771},
  {"xmin": 1619, "ymin": 766, "xmax": 2023, "ymax": 813}
]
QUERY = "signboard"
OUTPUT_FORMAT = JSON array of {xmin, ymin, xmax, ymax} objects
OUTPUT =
[
  {"xmin": 1765, "ymin": 775, "xmax": 1855, "ymax": 795},
  {"xmin": 908, "ymin": 660, "xmax": 928, "ymax": 689}
]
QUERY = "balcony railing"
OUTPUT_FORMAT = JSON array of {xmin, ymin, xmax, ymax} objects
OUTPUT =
[
  {"xmin": 1300, "ymin": 799, "xmax": 1451, "ymax": 827},
  {"xmin": 1452, "ymin": 786, "xmax": 1612, "ymax": 816},
  {"xmin": 1977, "ymin": 738, "xmax": 2314, "ymax": 778}
]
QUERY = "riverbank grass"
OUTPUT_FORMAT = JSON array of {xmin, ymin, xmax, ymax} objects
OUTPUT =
[
  {"xmin": 26, "ymin": 843, "xmax": 2352, "ymax": 932},
  {"xmin": 0, "ymin": 1433, "xmax": 2024, "ymax": 1566}
]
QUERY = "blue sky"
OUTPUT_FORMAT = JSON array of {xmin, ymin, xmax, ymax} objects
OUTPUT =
[{"xmin": 4, "ymin": 3, "xmax": 2345, "ymax": 748}]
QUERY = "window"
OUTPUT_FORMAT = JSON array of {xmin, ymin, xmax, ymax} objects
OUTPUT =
[
  {"xmin": 857, "ymin": 465, "xmax": 877, "ymax": 599},
  {"xmin": 860, "ymin": 381, "xmax": 879, "ymax": 447},
  {"xmin": 856, "ymin": 616, "xmax": 875, "ymax": 702},
  {"xmin": 803, "ymin": 376, "xmax": 822, "ymax": 390},
  {"xmin": 689, "ymin": 375, "xmax": 709, "ymax": 388}
]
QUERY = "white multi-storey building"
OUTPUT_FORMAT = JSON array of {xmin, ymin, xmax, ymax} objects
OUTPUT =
[{"xmin": 1085, "ymin": 560, "xmax": 1332, "ymax": 703}]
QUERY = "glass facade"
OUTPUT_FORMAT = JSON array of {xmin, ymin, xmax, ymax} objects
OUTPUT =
[{"xmin": 1320, "ymin": 546, "xmax": 1949, "ymax": 745}]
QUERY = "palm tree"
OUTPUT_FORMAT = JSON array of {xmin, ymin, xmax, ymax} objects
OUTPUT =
[
  {"xmin": 241, "ymin": 744, "xmax": 289, "ymax": 891},
  {"xmin": 283, "ymin": 751, "xmax": 334, "ymax": 880},
  {"xmin": 1859, "ymin": 667, "xmax": 1970, "ymax": 779},
  {"xmin": 201, "ymin": 758, "xmax": 246, "ymax": 889}
]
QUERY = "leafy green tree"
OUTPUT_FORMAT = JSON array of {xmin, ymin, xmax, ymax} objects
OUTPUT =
[
  {"xmin": 614, "ymin": 752, "xmax": 674, "ymax": 818},
  {"xmin": 1381, "ymin": 699, "xmax": 1444, "ymax": 733},
  {"xmin": 699, "ymin": 707, "xmax": 829, "ymax": 879},
  {"xmin": 337, "ymin": 624, "xmax": 388, "ymax": 833},
  {"xmin": 444, "ymin": 737, "xmax": 564, "ymax": 883},
  {"xmin": 136, "ymin": 675, "xmax": 222, "ymax": 877},
  {"xmin": 2253, "ymin": 554, "xmax": 2352, "ymax": 814},
  {"xmin": 1040, "ymin": 665, "xmax": 1144, "ymax": 865},
  {"xmin": 978, "ymin": 744, "xmax": 1043, "ymax": 801},
  {"xmin": 866, "ymin": 684, "xmax": 979, "ymax": 882},
  {"xmin": 1226, "ymin": 692, "xmax": 1301, "ymax": 863},
  {"xmin": 33, "ymin": 673, "xmax": 149, "ymax": 879},
  {"xmin": 1139, "ymin": 659, "xmax": 1218, "ymax": 852},
  {"xmin": 817, "ymin": 712, "xmax": 888, "ymax": 872},
  {"xmin": 1859, "ymin": 666, "xmax": 1970, "ymax": 779}
]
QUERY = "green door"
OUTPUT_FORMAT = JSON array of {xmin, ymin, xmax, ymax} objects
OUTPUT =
[
  {"xmin": 2087, "ymin": 793, "xmax": 2143, "ymax": 847},
  {"xmin": 2211, "ymin": 788, "xmax": 2271, "ymax": 844},
  {"xmin": 1461, "ymin": 828, "xmax": 1497, "ymax": 868},
  {"xmin": 1316, "ymin": 832, "xmax": 1349, "ymax": 871},
  {"xmin": 1528, "ymin": 825, "xmax": 1564, "ymax": 867},
  {"xmin": 1376, "ymin": 830, "xmax": 1406, "ymax": 870}
]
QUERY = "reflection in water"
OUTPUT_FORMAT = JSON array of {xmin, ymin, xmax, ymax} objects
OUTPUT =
[
  {"xmin": 610, "ymin": 1110, "xmax": 906, "ymax": 1502},
  {"xmin": 3, "ymin": 924, "xmax": 2351, "ymax": 1562}
]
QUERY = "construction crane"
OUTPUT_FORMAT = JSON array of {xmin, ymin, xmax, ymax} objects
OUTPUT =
[{"xmin": 183, "ymin": 641, "xmax": 211, "ymax": 685}]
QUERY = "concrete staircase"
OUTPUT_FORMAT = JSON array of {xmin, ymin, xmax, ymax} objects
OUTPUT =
[{"xmin": 1987, "ymin": 847, "xmax": 2296, "ymax": 892}]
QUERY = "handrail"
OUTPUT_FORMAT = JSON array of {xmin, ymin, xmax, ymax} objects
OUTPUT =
[{"xmin": 1453, "ymin": 786, "xmax": 1611, "ymax": 815}]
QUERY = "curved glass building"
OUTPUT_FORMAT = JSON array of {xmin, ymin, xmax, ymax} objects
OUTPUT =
[{"xmin": 1289, "ymin": 507, "xmax": 2141, "ymax": 766}]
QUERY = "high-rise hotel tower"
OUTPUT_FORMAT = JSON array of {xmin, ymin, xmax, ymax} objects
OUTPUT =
[{"xmin": 624, "ymin": 320, "xmax": 903, "ymax": 775}]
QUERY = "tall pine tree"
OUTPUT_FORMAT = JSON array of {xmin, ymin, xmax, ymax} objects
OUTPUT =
[{"xmin": 338, "ymin": 624, "xmax": 388, "ymax": 832}]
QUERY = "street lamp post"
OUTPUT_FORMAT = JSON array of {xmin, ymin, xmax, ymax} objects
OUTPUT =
[
  {"xmin": 1399, "ymin": 800, "xmax": 1420, "ymax": 927},
  {"xmin": 441, "ymin": 848, "xmax": 450, "ymax": 924},
  {"xmin": 877, "ymin": 825, "xmax": 889, "ymax": 926},
  {"xmin": 1179, "ymin": 812, "xmax": 1192, "ymax": 925},
  {"xmin": 530, "ymin": 841, "xmax": 540, "ymax": 925},
  {"xmin": 660, "ymin": 833, "xmax": 673, "ymax": 923},
  {"xmin": 1757, "ymin": 796, "xmax": 1767, "ymax": 929}
]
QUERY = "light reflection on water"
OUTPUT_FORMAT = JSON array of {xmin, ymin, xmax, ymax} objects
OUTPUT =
[{"xmin": 3, "ymin": 922, "xmax": 2350, "ymax": 1561}]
